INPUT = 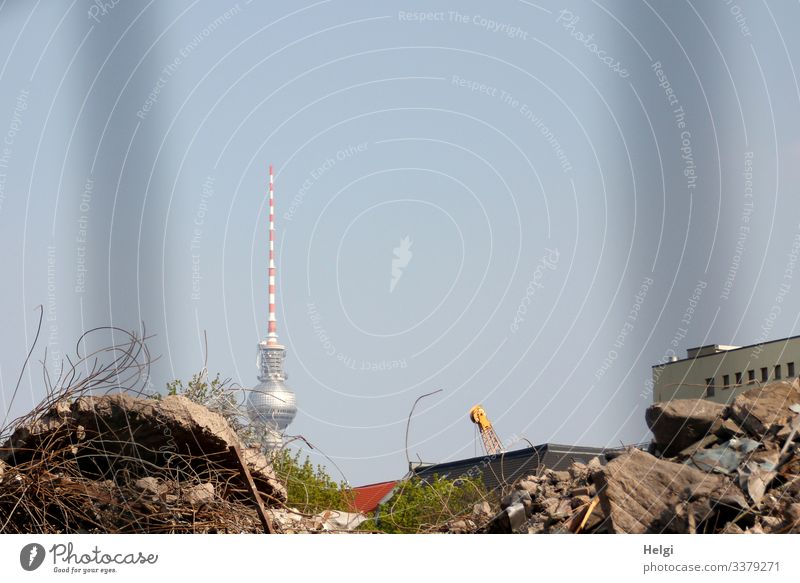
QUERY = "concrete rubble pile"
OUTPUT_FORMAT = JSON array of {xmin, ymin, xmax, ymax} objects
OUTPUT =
[
  {"xmin": 467, "ymin": 379, "xmax": 800, "ymax": 534},
  {"xmin": 0, "ymin": 393, "xmax": 354, "ymax": 533}
]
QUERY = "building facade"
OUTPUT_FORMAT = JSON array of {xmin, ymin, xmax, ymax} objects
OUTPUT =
[{"xmin": 652, "ymin": 336, "xmax": 800, "ymax": 404}]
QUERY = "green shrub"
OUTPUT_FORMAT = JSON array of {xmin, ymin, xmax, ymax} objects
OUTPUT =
[
  {"xmin": 360, "ymin": 475, "xmax": 489, "ymax": 533},
  {"xmin": 271, "ymin": 449, "xmax": 354, "ymax": 514},
  {"xmin": 165, "ymin": 372, "xmax": 352, "ymax": 514}
]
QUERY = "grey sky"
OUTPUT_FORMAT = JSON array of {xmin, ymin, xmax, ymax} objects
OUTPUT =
[{"xmin": 1, "ymin": 1, "xmax": 799, "ymax": 485}]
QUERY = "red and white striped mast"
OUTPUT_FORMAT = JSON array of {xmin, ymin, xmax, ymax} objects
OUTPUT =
[
  {"xmin": 247, "ymin": 163, "xmax": 297, "ymax": 452},
  {"xmin": 267, "ymin": 164, "xmax": 279, "ymax": 346}
]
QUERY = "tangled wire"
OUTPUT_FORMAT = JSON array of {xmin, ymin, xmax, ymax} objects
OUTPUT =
[{"xmin": 0, "ymin": 324, "xmax": 322, "ymax": 534}]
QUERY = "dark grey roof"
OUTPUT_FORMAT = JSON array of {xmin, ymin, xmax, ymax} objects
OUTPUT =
[{"xmin": 411, "ymin": 443, "xmax": 607, "ymax": 491}]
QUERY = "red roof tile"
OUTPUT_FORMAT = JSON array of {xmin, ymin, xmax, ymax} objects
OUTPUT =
[{"xmin": 350, "ymin": 480, "xmax": 398, "ymax": 513}]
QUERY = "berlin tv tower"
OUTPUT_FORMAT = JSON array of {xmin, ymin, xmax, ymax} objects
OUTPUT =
[{"xmin": 246, "ymin": 165, "xmax": 297, "ymax": 451}]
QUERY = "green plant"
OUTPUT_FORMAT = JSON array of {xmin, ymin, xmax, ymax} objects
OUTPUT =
[
  {"xmin": 360, "ymin": 474, "xmax": 489, "ymax": 533},
  {"xmin": 271, "ymin": 449, "xmax": 354, "ymax": 514},
  {"xmin": 165, "ymin": 372, "xmax": 352, "ymax": 514},
  {"xmin": 165, "ymin": 371, "xmax": 253, "ymax": 442}
]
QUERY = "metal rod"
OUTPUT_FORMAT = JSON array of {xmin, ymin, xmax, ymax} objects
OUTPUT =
[{"xmin": 229, "ymin": 444, "xmax": 275, "ymax": 534}]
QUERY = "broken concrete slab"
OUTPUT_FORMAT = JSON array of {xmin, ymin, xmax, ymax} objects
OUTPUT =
[
  {"xmin": 466, "ymin": 382, "xmax": 800, "ymax": 535},
  {"xmin": 646, "ymin": 399, "xmax": 726, "ymax": 456},
  {"xmin": 593, "ymin": 449, "xmax": 747, "ymax": 534},
  {"xmin": 785, "ymin": 503, "xmax": 800, "ymax": 530},
  {"xmin": 501, "ymin": 489, "xmax": 532, "ymax": 511},
  {"xmin": 472, "ymin": 501, "xmax": 492, "ymax": 522},
  {"xmin": 729, "ymin": 379, "xmax": 800, "ymax": 438},
  {"xmin": 134, "ymin": 476, "xmax": 169, "ymax": 496},
  {"xmin": 712, "ymin": 417, "xmax": 746, "ymax": 439},
  {"xmin": 1, "ymin": 393, "xmax": 286, "ymax": 503},
  {"xmin": 688, "ymin": 444, "xmax": 743, "ymax": 474},
  {"xmin": 687, "ymin": 437, "xmax": 762, "ymax": 475},
  {"xmin": 550, "ymin": 470, "xmax": 571, "ymax": 483},
  {"xmin": 737, "ymin": 448, "xmax": 780, "ymax": 506},
  {"xmin": 720, "ymin": 522, "xmax": 745, "ymax": 534},
  {"xmin": 315, "ymin": 510, "xmax": 368, "ymax": 531},
  {"xmin": 184, "ymin": 483, "xmax": 215, "ymax": 506},
  {"xmin": 678, "ymin": 434, "xmax": 720, "ymax": 458}
]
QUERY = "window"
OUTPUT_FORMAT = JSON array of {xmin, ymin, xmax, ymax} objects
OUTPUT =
[
  {"xmin": 723, "ymin": 374, "xmax": 730, "ymax": 387},
  {"xmin": 705, "ymin": 377, "xmax": 715, "ymax": 398},
  {"xmin": 775, "ymin": 365, "xmax": 782, "ymax": 380},
  {"xmin": 789, "ymin": 362, "xmax": 796, "ymax": 377},
  {"xmin": 735, "ymin": 372, "xmax": 743, "ymax": 385},
  {"xmin": 748, "ymin": 369, "xmax": 756, "ymax": 383},
  {"xmin": 761, "ymin": 367, "xmax": 769, "ymax": 382}
]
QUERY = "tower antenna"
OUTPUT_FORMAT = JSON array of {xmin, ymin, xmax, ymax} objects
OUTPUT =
[
  {"xmin": 268, "ymin": 164, "xmax": 278, "ymax": 344},
  {"xmin": 246, "ymin": 164, "xmax": 297, "ymax": 452}
]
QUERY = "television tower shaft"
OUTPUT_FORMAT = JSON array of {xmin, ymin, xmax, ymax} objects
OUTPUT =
[
  {"xmin": 246, "ymin": 164, "xmax": 297, "ymax": 452},
  {"xmin": 267, "ymin": 164, "xmax": 278, "ymax": 345}
]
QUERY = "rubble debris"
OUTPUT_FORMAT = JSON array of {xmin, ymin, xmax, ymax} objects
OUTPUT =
[
  {"xmin": 646, "ymin": 399, "xmax": 725, "ymax": 456},
  {"xmin": 594, "ymin": 449, "xmax": 747, "ymax": 534},
  {"xmin": 472, "ymin": 501, "xmax": 492, "ymax": 522},
  {"xmin": 452, "ymin": 379, "xmax": 800, "ymax": 534},
  {"xmin": 1, "ymin": 393, "xmax": 285, "ymax": 502},
  {"xmin": 135, "ymin": 476, "xmax": 169, "ymax": 496},
  {"xmin": 314, "ymin": 510, "xmax": 367, "ymax": 531},
  {"xmin": 687, "ymin": 437, "xmax": 760, "ymax": 474},
  {"xmin": 0, "ymin": 390, "xmax": 359, "ymax": 533},
  {"xmin": 184, "ymin": 483, "xmax": 216, "ymax": 507},
  {"xmin": 4, "ymin": 325, "xmax": 800, "ymax": 535},
  {"xmin": 721, "ymin": 522, "xmax": 745, "ymax": 534},
  {"xmin": 481, "ymin": 462, "xmax": 603, "ymax": 533},
  {"xmin": 0, "ymin": 328, "xmax": 368, "ymax": 534},
  {"xmin": 228, "ymin": 443, "xmax": 276, "ymax": 533},
  {"xmin": 736, "ymin": 447, "xmax": 779, "ymax": 506},
  {"xmin": 785, "ymin": 503, "xmax": 800, "ymax": 529},
  {"xmin": 729, "ymin": 379, "xmax": 800, "ymax": 438},
  {"xmin": 441, "ymin": 518, "xmax": 478, "ymax": 534}
]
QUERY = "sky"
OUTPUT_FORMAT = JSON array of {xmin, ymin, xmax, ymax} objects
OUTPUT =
[{"xmin": 1, "ymin": 0, "xmax": 800, "ymax": 486}]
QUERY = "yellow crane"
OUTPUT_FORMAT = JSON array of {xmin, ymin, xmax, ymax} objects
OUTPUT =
[{"xmin": 469, "ymin": 405, "xmax": 504, "ymax": 456}]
